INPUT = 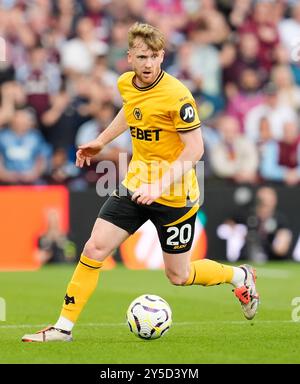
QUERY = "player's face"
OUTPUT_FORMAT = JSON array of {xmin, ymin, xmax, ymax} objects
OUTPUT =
[{"xmin": 128, "ymin": 39, "xmax": 164, "ymax": 87}]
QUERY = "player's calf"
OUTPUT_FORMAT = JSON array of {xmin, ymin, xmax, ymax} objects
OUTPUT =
[{"xmin": 165, "ymin": 268, "xmax": 190, "ymax": 286}]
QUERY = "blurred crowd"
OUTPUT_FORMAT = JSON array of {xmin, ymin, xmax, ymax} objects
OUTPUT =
[{"xmin": 1, "ymin": 0, "xmax": 300, "ymax": 189}]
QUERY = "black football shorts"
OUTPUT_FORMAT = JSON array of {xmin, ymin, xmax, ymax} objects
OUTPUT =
[{"xmin": 98, "ymin": 185, "xmax": 198, "ymax": 254}]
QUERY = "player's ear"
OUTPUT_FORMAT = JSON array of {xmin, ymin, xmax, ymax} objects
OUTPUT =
[
  {"xmin": 127, "ymin": 50, "xmax": 132, "ymax": 64},
  {"xmin": 160, "ymin": 50, "xmax": 165, "ymax": 63}
]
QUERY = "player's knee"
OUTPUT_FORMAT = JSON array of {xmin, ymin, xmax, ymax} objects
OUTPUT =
[
  {"xmin": 83, "ymin": 239, "xmax": 110, "ymax": 261},
  {"xmin": 165, "ymin": 269, "xmax": 189, "ymax": 286}
]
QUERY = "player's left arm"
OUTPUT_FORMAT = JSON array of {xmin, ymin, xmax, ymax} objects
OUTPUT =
[
  {"xmin": 162, "ymin": 127, "xmax": 204, "ymax": 185},
  {"xmin": 132, "ymin": 128, "xmax": 204, "ymax": 205}
]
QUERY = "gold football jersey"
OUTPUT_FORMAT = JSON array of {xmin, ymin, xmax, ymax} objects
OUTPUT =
[{"xmin": 118, "ymin": 70, "xmax": 201, "ymax": 207}]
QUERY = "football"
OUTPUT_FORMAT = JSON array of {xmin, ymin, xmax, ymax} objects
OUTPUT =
[{"xmin": 126, "ymin": 294, "xmax": 172, "ymax": 340}]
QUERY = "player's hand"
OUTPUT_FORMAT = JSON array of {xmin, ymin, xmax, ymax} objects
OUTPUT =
[
  {"xmin": 75, "ymin": 139, "xmax": 104, "ymax": 168},
  {"xmin": 131, "ymin": 183, "xmax": 163, "ymax": 205}
]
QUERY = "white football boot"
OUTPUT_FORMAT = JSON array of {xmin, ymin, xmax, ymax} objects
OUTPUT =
[
  {"xmin": 233, "ymin": 264, "xmax": 260, "ymax": 320},
  {"xmin": 22, "ymin": 326, "xmax": 72, "ymax": 342}
]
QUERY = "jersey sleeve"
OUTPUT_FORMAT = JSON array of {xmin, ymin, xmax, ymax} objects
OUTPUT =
[{"xmin": 170, "ymin": 95, "xmax": 201, "ymax": 132}]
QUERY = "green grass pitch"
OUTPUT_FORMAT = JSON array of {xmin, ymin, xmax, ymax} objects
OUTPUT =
[{"xmin": 0, "ymin": 262, "xmax": 300, "ymax": 364}]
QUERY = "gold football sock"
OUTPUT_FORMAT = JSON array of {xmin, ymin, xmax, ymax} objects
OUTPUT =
[
  {"xmin": 185, "ymin": 259, "xmax": 233, "ymax": 286},
  {"xmin": 60, "ymin": 254, "xmax": 103, "ymax": 323}
]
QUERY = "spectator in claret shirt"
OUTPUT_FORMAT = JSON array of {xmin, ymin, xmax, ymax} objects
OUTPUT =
[
  {"xmin": 16, "ymin": 45, "xmax": 61, "ymax": 120},
  {"xmin": 83, "ymin": 0, "xmax": 112, "ymax": 43},
  {"xmin": 222, "ymin": 33, "xmax": 267, "ymax": 100},
  {"xmin": 260, "ymin": 121, "xmax": 300, "ymax": 186},
  {"xmin": 226, "ymin": 68, "xmax": 264, "ymax": 132},
  {"xmin": 185, "ymin": 0, "xmax": 230, "ymax": 46},
  {"xmin": 238, "ymin": 0, "xmax": 280, "ymax": 72}
]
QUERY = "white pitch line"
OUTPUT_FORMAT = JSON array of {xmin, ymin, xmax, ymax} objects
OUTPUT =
[{"xmin": 0, "ymin": 320, "xmax": 298, "ymax": 329}]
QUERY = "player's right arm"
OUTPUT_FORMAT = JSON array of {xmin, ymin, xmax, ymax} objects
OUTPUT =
[{"xmin": 76, "ymin": 108, "xmax": 127, "ymax": 168}]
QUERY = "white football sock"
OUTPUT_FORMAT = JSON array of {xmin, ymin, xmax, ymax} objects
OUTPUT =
[
  {"xmin": 54, "ymin": 316, "xmax": 74, "ymax": 332},
  {"xmin": 230, "ymin": 267, "xmax": 246, "ymax": 288}
]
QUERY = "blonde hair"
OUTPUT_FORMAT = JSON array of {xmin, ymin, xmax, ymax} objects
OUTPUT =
[{"xmin": 128, "ymin": 22, "xmax": 165, "ymax": 51}]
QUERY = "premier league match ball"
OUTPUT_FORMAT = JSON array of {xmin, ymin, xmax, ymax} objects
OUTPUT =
[{"xmin": 126, "ymin": 294, "xmax": 172, "ymax": 340}]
